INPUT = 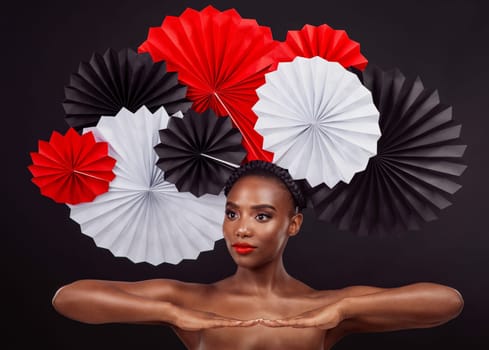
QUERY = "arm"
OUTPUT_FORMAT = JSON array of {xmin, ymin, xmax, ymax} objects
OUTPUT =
[
  {"xmin": 336, "ymin": 282, "xmax": 464, "ymax": 333},
  {"xmin": 262, "ymin": 282, "xmax": 463, "ymax": 334},
  {"xmin": 52, "ymin": 279, "xmax": 177, "ymax": 325},
  {"xmin": 52, "ymin": 279, "xmax": 257, "ymax": 330}
]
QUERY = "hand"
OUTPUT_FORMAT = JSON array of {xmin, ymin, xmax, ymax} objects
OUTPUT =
[
  {"xmin": 260, "ymin": 302, "xmax": 344, "ymax": 330},
  {"xmin": 171, "ymin": 305, "xmax": 259, "ymax": 331}
]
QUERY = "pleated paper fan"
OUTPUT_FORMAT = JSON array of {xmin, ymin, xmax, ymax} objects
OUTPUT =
[
  {"xmin": 28, "ymin": 128, "xmax": 116, "ymax": 204},
  {"xmin": 138, "ymin": 5, "xmax": 279, "ymax": 162},
  {"xmin": 253, "ymin": 56, "xmax": 381, "ymax": 188},
  {"xmin": 271, "ymin": 24, "xmax": 368, "ymax": 71},
  {"xmin": 308, "ymin": 65, "xmax": 467, "ymax": 236},
  {"xmin": 63, "ymin": 48, "xmax": 192, "ymax": 131},
  {"xmin": 155, "ymin": 109, "xmax": 247, "ymax": 197},
  {"xmin": 69, "ymin": 106, "xmax": 226, "ymax": 265}
]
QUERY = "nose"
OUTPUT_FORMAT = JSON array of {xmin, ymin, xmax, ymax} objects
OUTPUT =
[{"xmin": 235, "ymin": 220, "xmax": 252, "ymax": 238}]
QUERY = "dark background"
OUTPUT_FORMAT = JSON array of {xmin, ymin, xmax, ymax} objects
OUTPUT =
[{"xmin": 3, "ymin": 0, "xmax": 488, "ymax": 348}]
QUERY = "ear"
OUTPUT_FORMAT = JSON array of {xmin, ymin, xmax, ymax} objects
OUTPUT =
[{"xmin": 288, "ymin": 213, "xmax": 303, "ymax": 237}]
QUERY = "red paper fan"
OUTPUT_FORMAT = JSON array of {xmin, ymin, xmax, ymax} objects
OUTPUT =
[
  {"xmin": 271, "ymin": 24, "xmax": 368, "ymax": 71},
  {"xmin": 28, "ymin": 128, "xmax": 116, "ymax": 204},
  {"xmin": 138, "ymin": 5, "xmax": 279, "ymax": 162}
]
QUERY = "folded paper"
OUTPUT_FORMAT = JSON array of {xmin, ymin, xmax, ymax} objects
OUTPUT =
[
  {"xmin": 271, "ymin": 24, "xmax": 368, "ymax": 71},
  {"xmin": 138, "ymin": 5, "xmax": 279, "ymax": 162},
  {"xmin": 63, "ymin": 48, "xmax": 192, "ymax": 131},
  {"xmin": 253, "ymin": 56, "xmax": 381, "ymax": 188},
  {"xmin": 155, "ymin": 109, "xmax": 247, "ymax": 197},
  {"xmin": 68, "ymin": 106, "xmax": 226, "ymax": 265},
  {"xmin": 308, "ymin": 65, "xmax": 467, "ymax": 235},
  {"xmin": 28, "ymin": 128, "xmax": 116, "ymax": 204}
]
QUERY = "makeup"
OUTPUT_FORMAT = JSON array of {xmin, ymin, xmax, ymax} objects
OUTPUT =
[{"xmin": 232, "ymin": 243, "xmax": 256, "ymax": 255}]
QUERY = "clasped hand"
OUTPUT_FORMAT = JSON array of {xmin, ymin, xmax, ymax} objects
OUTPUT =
[{"xmin": 172, "ymin": 302, "xmax": 343, "ymax": 331}]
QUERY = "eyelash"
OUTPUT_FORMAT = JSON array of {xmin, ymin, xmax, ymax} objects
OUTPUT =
[
  {"xmin": 225, "ymin": 210, "xmax": 236, "ymax": 219},
  {"xmin": 256, "ymin": 213, "xmax": 271, "ymax": 221},
  {"xmin": 225, "ymin": 210, "xmax": 272, "ymax": 221}
]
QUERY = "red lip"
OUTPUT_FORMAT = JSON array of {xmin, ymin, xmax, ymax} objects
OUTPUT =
[
  {"xmin": 232, "ymin": 243, "xmax": 256, "ymax": 248},
  {"xmin": 232, "ymin": 243, "xmax": 256, "ymax": 254}
]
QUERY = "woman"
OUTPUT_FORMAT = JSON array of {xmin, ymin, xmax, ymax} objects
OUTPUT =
[{"xmin": 52, "ymin": 160, "xmax": 464, "ymax": 350}]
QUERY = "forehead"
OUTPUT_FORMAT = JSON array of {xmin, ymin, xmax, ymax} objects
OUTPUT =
[{"xmin": 227, "ymin": 175, "xmax": 292, "ymax": 206}]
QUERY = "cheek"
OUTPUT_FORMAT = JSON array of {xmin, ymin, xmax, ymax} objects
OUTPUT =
[
  {"xmin": 222, "ymin": 219, "xmax": 233, "ymax": 239},
  {"xmin": 222, "ymin": 218, "xmax": 243, "ymax": 246},
  {"xmin": 261, "ymin": 222, "xmax": 290, "ymax": 247}
]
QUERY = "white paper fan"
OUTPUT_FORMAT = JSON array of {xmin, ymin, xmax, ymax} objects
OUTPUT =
[
  {"xmin": 68, "ymin": 106, "xmax": 225, "ymax": 265},
  {"xmin": 252, "ymin": 56, "xmax": 381, "ymax": 188}
]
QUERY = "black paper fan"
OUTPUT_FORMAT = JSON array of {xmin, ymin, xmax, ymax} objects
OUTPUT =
[
  {"xmin": 63, "ymin": 48, "xmax": 192, "ymax": 131},
  {"xmin": 308, "ymin": 65, "xmax": 467, "ymax": 236},
  {"xmin": 155, "ymin": 109, "xmax": 247, "ymax": 197}
]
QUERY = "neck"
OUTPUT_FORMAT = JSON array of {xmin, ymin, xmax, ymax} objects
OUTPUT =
[{"xmin": 231, "ymin": 256, "xmax": 292, "ymax": 296}]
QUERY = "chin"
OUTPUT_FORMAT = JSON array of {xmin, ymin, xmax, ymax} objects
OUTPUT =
[{"xmin": 230, "ymin": 252, "xmax": 274, "ymax": 270}]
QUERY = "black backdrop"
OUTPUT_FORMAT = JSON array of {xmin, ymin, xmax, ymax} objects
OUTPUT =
[{"xmin": 3, "ymin": 0, "xmax": 488, "ymax": 349}]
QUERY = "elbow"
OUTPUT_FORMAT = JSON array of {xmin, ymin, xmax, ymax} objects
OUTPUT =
[
  {"xmin": 51, "ymin": 286, "xmax": 65, "ymax": 312},
  {"xmin": 445, "ymin": 287, "xmax": 464, "ymax": 320},
  {"xmin": 423, "ymin": 284, "xmax": 464, "ymax": 327},
  {"xmin": 52, "ymin": 281, "xmax": 80, "ymax": 316},
  {"xmin": 411, "ymin": 283, "xmax": 464, "ymax": 328},
  {"xmin": 51, "ymin": 280, "xmax": 101, "ymax": 323}
]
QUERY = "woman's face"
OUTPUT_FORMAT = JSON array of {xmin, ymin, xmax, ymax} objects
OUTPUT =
[{"xmin": 223, "ymin": 175, "xmax": 303, "ymax": 268}]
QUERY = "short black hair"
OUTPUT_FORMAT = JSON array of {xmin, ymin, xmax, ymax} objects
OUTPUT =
[{"xmin": 223, "ymin": 160, "xmax": 307, "ymax": 211}]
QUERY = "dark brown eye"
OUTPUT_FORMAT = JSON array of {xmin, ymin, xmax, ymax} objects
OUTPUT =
[
  {"xmin": 226, "ymin": 210, "xmax": 237, "ymax": 220},
  {"xmin": 256, "ymin": 213, "xmax": 271, "ymax": 221}
]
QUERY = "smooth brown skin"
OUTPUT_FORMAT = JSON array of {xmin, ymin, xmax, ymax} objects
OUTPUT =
[{"xmin": 52, "ymin": 175, "xmax": 464, "ymax": 349}]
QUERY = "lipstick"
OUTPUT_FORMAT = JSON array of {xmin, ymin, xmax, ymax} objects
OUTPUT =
[{"xmin": 232, "ymin": 243, "xmax": 256, "ymax": 255}]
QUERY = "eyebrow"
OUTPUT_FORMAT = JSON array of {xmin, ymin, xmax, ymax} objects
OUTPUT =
[{"xmin": 226, "ymin": 201, "xmax": 277, "ymax": 211}]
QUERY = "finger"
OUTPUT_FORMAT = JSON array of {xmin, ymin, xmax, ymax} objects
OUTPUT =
[
  {"xmin": 206, "ymin": 319, "xmax": 244, "ymax": 328},
  {"xmin": 207, "ymin": 318, "xmax": 260, "ymax": 329},
  {"xmin": 260, "ymin": 318, "xmax": 305, "ymax": 327},
  {"xmin": 260, "ymin": 319, "xmax": 287, "ymax": 327},
  {"xmin": 290, "ymin": 317, "xmax": 320, "ymax": 328},
  {"xmin": 264, "ymin": 318, "xmax": 314, "ymax": 328},
  {"xmin": 238, "ymin": 319, "xmax": 261, "ymax": 327}
]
